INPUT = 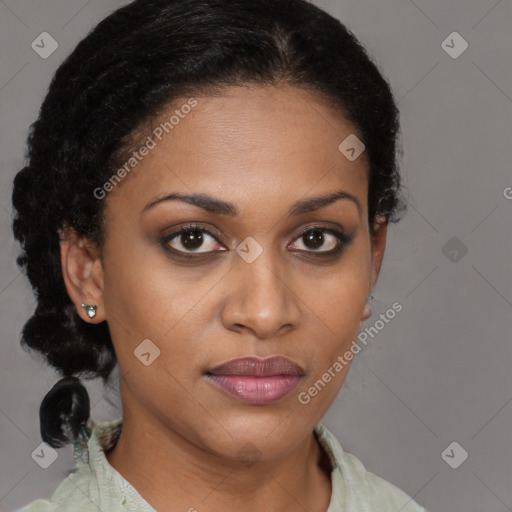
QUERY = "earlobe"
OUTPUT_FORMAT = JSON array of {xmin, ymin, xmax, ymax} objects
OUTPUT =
[
  {"xmin": 58, "ymin": 225, "xmax": 105, "ymax": 323},
  {"xmin": 361, "ymin": 294, "xmax": 374, "ymax": 321}
]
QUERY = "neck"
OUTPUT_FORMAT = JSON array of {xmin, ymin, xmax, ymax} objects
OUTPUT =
[{"xmin": 105, "ymin": 395, "xmax": 332, "ymax": 512}]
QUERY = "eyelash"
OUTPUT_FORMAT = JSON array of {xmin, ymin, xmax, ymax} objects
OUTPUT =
[{"xmin": 160, "ymin": 222, "xmax": 353, "ymax": 260}]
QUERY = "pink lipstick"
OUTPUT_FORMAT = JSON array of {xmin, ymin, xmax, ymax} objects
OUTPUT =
[{"xmin": 205, "ymin": 355, "xmax": 305, "ymax": 405}]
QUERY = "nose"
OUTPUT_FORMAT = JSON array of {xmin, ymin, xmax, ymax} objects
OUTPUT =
[{"xmin": 220, "ymin": 250, "xmax": 301, "ymax": 339}]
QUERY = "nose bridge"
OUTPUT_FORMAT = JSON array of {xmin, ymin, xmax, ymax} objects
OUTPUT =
[
  {"xmin": 221, "ymin": 239, "xmax": 300, "ymax": 337},
  {"xmin": 242, "ymin": 248, "xmax": 285, "ymax": 299}
]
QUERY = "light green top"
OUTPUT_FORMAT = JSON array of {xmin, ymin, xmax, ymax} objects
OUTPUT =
[{"xmin": 14, "ymin": 418, "xmax": 427, "ymax": 512}]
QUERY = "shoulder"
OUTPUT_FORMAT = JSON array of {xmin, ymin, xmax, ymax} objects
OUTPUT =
[
  {"xmin": 13, "ymin": 498, "xmax": 57, "ymax": 512},
  {"xmin": 314, "ymin": 423, "xmax": 428, "ymax": 512},
  {"xmin": 342, "ymin": 450, "xmax": 427, "ymax": 511},
  {"xmin": 14, "ymin": 418, "xmax": 125, "ymax": 512},
  {"xmin": 13, "ymin": 467, "xmax": 100, "ymax": 512}
]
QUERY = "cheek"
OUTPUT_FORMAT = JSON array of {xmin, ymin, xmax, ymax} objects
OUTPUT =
[
  {"xmin": 101, "ymin": 226, "xmax": 175, "ymax": 329},
  {"xmin": 315, "ymin": 274, "xmax": 367, "ymax": 322},
  {"xmin": 305, "ymin": 243, "xmax": 371, "ymax": 365},
  {"xmin": 310, "ymin": 243, "xmax": 370, "ymax": 324},
  {"xmin": 295, "ymin": 269, "xmax": 368, "ymax": 413},
  {"xmin": 100, "ymin": 237, "xmax": 214, "ymax": 371}
]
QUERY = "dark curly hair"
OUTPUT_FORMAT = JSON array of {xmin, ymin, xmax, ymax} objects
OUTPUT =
[{"xmin": 11, "ymin": 0, "xmax": 406, "ymax": 448}]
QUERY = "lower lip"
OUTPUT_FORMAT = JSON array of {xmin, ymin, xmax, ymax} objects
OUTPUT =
[{"xmin": 205, "ymin": 374, "xmax": 301, "ymax": 404}]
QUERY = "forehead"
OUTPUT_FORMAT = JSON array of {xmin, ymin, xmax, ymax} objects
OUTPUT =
[{"xmin": 105, "ymin": 85, "xmax": 368, "ymax": 217}]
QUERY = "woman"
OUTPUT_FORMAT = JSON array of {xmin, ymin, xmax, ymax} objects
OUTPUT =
[{"xmin": 11, "ymin": 0, "xmax": 427, "ymax": 510}]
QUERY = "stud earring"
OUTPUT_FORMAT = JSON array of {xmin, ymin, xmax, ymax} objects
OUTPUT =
[{"xmin": 80, "ymin": 303, "xmax": 97, "ymax": 319}]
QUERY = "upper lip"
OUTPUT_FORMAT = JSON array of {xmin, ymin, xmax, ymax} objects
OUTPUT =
[{"xmin": 206, "ymin": 356, "xmax": 305, "ymax": 377}]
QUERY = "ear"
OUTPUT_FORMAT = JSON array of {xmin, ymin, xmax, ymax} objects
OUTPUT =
[
  {"xmin": 369, "ymin": 215, "xmax": 388, "ymax": 290},
  {"xmin": 58, "ymin": 224, "xmax": 106, "ymax": 323},
  {"xmin": 361, "ymin": 215, "xmax": 387, "ymax": 321}
]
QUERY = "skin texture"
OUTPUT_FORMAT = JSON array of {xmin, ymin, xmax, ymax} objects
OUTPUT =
[{"xmin": 59, "ymin": 84, "xmax": 387, "ymax": 512}]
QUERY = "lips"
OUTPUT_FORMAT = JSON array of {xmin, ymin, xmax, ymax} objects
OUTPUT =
[
  {"xmin": 205, "ymin": 355, "xmax": 305, "ymax": 377},
  {"xmin": 204, "ymin": 356, "xmax": 305, "ymax": 404}
]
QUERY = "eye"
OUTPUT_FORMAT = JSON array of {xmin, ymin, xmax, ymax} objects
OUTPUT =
[
  {"xmin": 161, "ymin": 223, "xmax": 226, "ymax": 254},
  {"xmin": 161, "ymin": 223, "xmax": 352, "ymax": 258},
  {"xmin": 288, "ymin": 226, "xmax": 350, "ymax": 254}
]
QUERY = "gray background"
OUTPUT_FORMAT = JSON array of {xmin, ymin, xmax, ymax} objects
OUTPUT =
[{"xmin": 1, "ymin": 1, "xmax": 511, "ymax": 511}]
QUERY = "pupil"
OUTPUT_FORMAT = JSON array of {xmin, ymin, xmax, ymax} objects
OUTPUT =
[
  {"xmin": 182, "ymin": 229, "xmax": 203, "ymax": 250},
  {"xmin": 304, "ymin": 230, "xmax": 323, "ymax": 249}
]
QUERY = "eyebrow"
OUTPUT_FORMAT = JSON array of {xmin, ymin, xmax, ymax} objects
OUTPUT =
[{"xmin": 141, "ymin": 189, "xmax": 361, "ymax": 217}]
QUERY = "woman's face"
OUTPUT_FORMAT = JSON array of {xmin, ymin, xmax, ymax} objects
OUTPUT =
[{"xmin": 70, "ymin": 84, "xmax": 386, "ymax": 462}]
